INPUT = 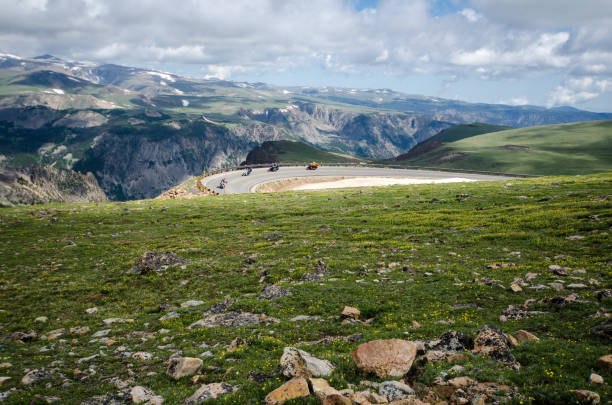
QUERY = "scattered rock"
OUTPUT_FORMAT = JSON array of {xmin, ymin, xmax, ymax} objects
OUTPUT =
[
  {"xmin": 128, "ymin": 251, "xmax": 186, "ymax": 275},
  {"xmin": 0, "ymin": 377, "xmax": 11, "ymax": 385},
  {"xmin": 70, "ymin": 326, "xmax": 90, "ymax": 335},
  {"xmin": 290, "ymin": 315, "xmax": 321, "ymax": 322},
  {"xmin": 428, "ymin": 330, "xmax": 474, "ymax": 352},
  {"xmin": 513, "ymin": 330, "xmax": 539, "ymax": 343},
  {"xmin": 185, "ymin": 383, "xmax": 237, "ymax": 404},
  {"xmin": 410, "ymin": 321, "xmax": 421, "ymax": 329},
  {"xmin": 596, "ymin": 289, "xmax": 612, "ymax": 301},
  {"xmin": 549, "ymin": 265, "xmax": 569, "ymax": 276},
  {"xmin": 166, "ymin": 357, "xmax": 203, "ymax": 379},
  {"xmin": 592, "ymin": 320, "xmax": 612, "ymax": 339},
  {"xmin": 302, "ymin": 259, "xmax": 329, "ymax": 281},
  {"xmin": 341, "ymin": 306, "xmax": 361, "ymax": 320},
  {"xmin": 566, "ymin": 235, "xmax": 585, "ymax": 240},
  {"xmin": 130, "ymin": 386, "xmax": 163, "ymax": 404},
  {"xmin": 310, "ymin": 378, "xmax": 340, "ymax": 401},
  {"xmin": 589, "ymin": 373, "xmax": 603, "ymax": 384},
  {"xmin": 92, "ymin": 329, "xmax": 111, "ymax": 338},
  {"xmin": 180, "ymin": 300, "xmax": 204, "ymax": 308},
  {"xmin": 510, "ymin": 284, "xmax": 522, "ymax": 292},
  {"xmin": 304, "ymin": 333, "xmax": 363, "ymax": 346},
  {"xmin": 11, "ymin": 330, "xmax": 38, "ymax": 341},
  {"xmin": 549, "ymin": 282, "xmax": 564, "ymax": 291},
  {"xmin": 486, "ymin": 263, "xmax": 515, "ymax": 269},
  {"xmin": 596, "ymin": 354, "xmax": 612, "ymax": 371},
  {"xmin": 499, "ymin": 304, "xmax": 546, "ymax": 322},
  {"xmin": 131, "ymin": 351, "xmax": 152, "ymax": 361},
  {"xmin": 352, "ymin": 339, "xmax": 417, "ymax": 377},
  {"xmin": 447, "ymin": 376, "xmax": 476, "ymax": 388},
  {"xmin": 568, "ymin": 283, "xmax": 587, "ymax": 289},
  {"xmin": 21, "ymin": 369, "xmax": 51, "ymax": 385},
  {"xmin": 159, "ymin": 312, "xmax": 180, "ymax": 321},
  {"xmin": 85, "ymin": 307, "xmax": 98, "ymax": 314},
  {"xmin": 322, "ymin": 393, "xmax": 352, "ymax": 405},
  {"xmin": 280, "ymin": 347, "xmax": 335, "ymax": 378},
  {"xmin": 573, "ymin": 389, "xmax": 600, "ymax": 404},
  {"xmin": 35, "ymin": 316, "xmax": 48, "ymax": 322},
  {"xmin": 258, "ymin": 285, "xmax": 292, "ymax": 300},
  {"xmin": 379, "ymin": 380, "xmax": 416, "ymax": 400},
  {"xmin": 190, "ymin": 311, "xmax": 279, "ymax": 328},
  {"xmin": 103, "ymin": 318, "xmax": 133, "ymax": 325},
  {"xmin": 473, "ymin": 325, "xmax": 519, "ymax": 369},
  {"xmin": 264, "ymin": 377, "xmax": 310, "ymax": 405},
  {"xmin": 80, "ymin": 391, "xmax": 131, "ymax": 405}
]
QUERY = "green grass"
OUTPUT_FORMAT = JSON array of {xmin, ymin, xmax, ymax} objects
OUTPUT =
[
  {"xmin": 393, "ymin": 120, "xmax": 612, "ymax": 175},
  {"xmin": 0, "ymin": 173, "xmax": 610, "ymax": 404},
  {"xmin": 427, "ymin": 123, "xmax": 511, "ymax": 143},
  {"xmin": 245, "ymin": 140, "xmax": 368, "ymax": 164}
]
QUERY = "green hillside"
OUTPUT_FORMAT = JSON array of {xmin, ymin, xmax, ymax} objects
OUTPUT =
[
  {"xmin": 0, "ymin": 173, "xmax": 611, "ymax": 404},
  {"xmin": 244, "ymin": 140, "xmax": 367, "ymax": 164},
  {"xmin": 393, "ymin": 120, "xmax": 612, "ymax": 175}
]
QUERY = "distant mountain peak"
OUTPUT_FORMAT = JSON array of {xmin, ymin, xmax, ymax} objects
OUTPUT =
[{"xmin": 33, "ymin": 54, "xmax": 64, "ymax": 62}]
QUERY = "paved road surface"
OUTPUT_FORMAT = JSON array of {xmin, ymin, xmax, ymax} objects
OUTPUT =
[{"xmin": 202, "ymin": 165, "xmax": 512, "ymax": 194}]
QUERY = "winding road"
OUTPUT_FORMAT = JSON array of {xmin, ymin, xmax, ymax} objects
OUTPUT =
[{"xmin": 202, "ymin": 165, "xmax": 513, "ymax": 194}]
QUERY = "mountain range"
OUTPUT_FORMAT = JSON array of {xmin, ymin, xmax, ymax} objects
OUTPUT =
[{"xmin": 0, "ymin": 51, "xmax": 610, "ymax": 202}]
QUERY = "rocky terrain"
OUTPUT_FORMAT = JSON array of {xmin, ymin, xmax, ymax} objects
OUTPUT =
[
  {"xmin": 0, "ymin": 164, "xmax": 107, "ymax": 206},
  {"xmin": 0, "ymin": 173, "xmax": 610, "ymax": 403}
]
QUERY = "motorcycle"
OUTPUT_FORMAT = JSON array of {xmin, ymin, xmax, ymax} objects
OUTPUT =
[
  {"xmin": 306, "ymin": 163, "xmax": 319, "ymax": 170},
  {"xmin": 242, "ymin": 167, "xmax": 253, "ymax": 176},
  {"xmin": 218, "ymin": 178, "xmax": 227, "ymax": 189},
  {"xmin": 269, "ymin": 164, "xmax": 279, "ymax": 172}
]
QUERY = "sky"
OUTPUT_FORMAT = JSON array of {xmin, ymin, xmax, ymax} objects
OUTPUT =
[{"xmin": 1, "ymin": 0, "xmax": 611, "ymax": 112}]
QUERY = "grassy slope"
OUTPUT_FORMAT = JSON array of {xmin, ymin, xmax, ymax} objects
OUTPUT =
[
  {"xmin": 427, "ymin": 123, "xmax": 511, "ymax": 143},
  {"xmin": 396, "ymin": 120, "xmax": 612, "ymax": 175},
  {"xmin": 245, "ymin": 140, "xmax": 367, "ymax": 164},
  {"xmin": 0, "ymin": 174, "xmax": 611, "ymax": 404}
]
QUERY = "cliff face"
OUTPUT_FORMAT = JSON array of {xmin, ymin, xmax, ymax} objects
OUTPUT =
[
  {"xmin": 0, "ymin": 165, "xmax": 107, "ymax": 206},
  {"xmin": 240, "ymin": 103, "xmax": 453, "ymax": 158},
  {"xmin": 76, "ymin": 121, "xmax": 285, "ymax": 200}
]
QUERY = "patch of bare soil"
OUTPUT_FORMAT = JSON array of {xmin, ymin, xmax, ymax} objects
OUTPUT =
[{"xmin": 502, "ymin": 144, "xmax": 531, "ymax": 151}]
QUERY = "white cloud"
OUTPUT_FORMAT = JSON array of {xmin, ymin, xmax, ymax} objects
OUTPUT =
[
  {"xmin": 548, "ymin": 77, "xmax": 612, "ymax": 106},
  {"xmin": 0, "ymin": 0, "xmax": 610, "ymax": 108}
]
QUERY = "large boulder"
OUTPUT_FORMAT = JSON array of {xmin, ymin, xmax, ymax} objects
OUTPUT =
[
  {"xmin": 189, "ymin": 311, "xmax": 279, "ymax": 328},
  {"xmin": 258, "ymin": 285, "xmax": 292, "ymax": 300},
  {"xmin": 165, "ymin": 357, "xmax": 203, "ymax": 380},
  {"xmin": 352, "ymin": 339, "xmax": 417, "ymax": 377},
  {"xmin": 472, "ymin": 326, "xmax": 519, "ymax": 369},
  {"xmin": 264, "ymin": 377, "xmax": 310, "ymax": 405},
  {"xmin": 280, "ymin": 347, "xmax": 335, "ymax": 378},
  {"xmin": 428, "ymin": 330, "xmax": 474, "ymax": 352}
]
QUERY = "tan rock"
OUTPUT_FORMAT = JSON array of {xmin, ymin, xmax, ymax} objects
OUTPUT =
[
  {"xmin": 310, "ymin": 378, "xmax": 340, "ymax": 401},
  {"xmin": 596, "ymin": 354, "xmax": 612, "ymax": 371},
  {"xmin": 513, "ymin": 330, "xmax": 539, "ymax": 342},
  {"xmin": 506, "ymin": 334, "xmax": 519, "ymax": 347},
  {"xmin": 510, "ymin": 284, "xmax": 522, "ymax": 292},
  {"xmin": 350, "ymin": 392, "xmax": 372, "ymax": 405},
  {"xmin": 447, "ymin": 376, "xmax": 476, "ymax": 388},
  {"xmin": 353, "ymin": 339, "xmax": 417, "ymax": 378},
  {"xmin": 70, "ymin": 326, "xmax": 90, "ymax": 335},
  {"xmin": 360, "ymin": 390, "xmax": 389, "ymax": 403},
  {"xmin": 323, "ymin": 393, "xmax": 353, "ymax": 405},
  {"xmin": 342, "ymin": 306, "xmax": 361, "ymax": 320},
  {"xmin": 165, "ymin": 357, "xmax": 203, "ymax": 380},
  {"xmin": 0, "ymin": 376, "xmax": 11, "ymax": 385},
  {"xmin": 574, "ymin": 389, "xmax": 600, "ymax": 404},
  {"xmin": 410, "ymin": 321, "xmax": 421, "ymax": 329},
  {"xmin": 265, "ymin": 377, "xmax": 310, "ymax": 405}
]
